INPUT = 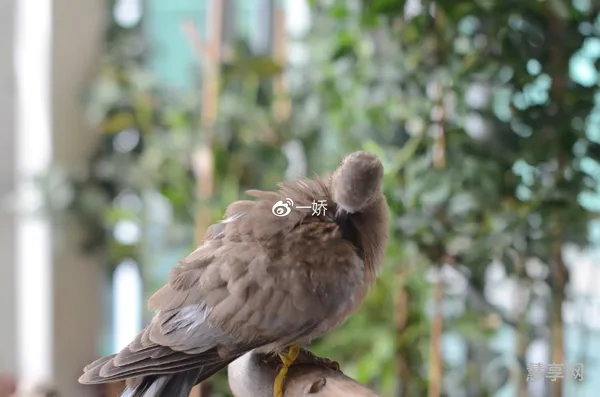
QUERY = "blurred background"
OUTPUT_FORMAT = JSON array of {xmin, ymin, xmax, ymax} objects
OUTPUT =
[{"xmin": 1, "ymin": 0, "xmax": 600, "ymax": 396}]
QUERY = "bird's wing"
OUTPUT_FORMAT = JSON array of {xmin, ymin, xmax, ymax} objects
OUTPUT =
[{"xmin": 80, "ymin": 192, "xmax": 365, "ymax": 384}]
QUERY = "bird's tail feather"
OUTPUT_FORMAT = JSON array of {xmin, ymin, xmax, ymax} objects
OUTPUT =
[{"xmin": 120, "ymin": 362, "xmax": 228, "ymax": 397}]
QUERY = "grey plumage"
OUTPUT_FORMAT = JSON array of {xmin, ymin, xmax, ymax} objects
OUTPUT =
[{"xmin": 78, "ymin": 151, "xmax": 389, "ymax": 397}]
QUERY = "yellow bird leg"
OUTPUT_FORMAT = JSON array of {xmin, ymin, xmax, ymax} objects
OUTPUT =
[{"xmin": 273, "ymin": 345, "xmax": 301, "ymax": 397}]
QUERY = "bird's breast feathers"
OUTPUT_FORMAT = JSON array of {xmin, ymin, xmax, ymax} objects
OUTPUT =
[{"xmin": 147, "ymin": 182, "xmax": 368, "ymax": 345}]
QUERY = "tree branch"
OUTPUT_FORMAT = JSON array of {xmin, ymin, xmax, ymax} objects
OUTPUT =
[{"xmin": 228, "ymin": 350, "xmax": 380, "ymax": 397}]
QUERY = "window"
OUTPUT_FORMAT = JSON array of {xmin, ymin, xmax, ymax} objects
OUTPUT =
[{"xmin": 145, "ymin": 0, "xmax": 208, "ymax": 90}]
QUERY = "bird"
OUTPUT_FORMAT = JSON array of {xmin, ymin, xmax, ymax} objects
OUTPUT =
[{"xmin": 79, "ymin": 151, "xmax": 390, "ymax": 397}]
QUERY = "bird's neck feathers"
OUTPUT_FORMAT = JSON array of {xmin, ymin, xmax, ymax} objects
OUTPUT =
[
  {"xmin": 278, "ymin": 176, "xmax": 389, "ymax": 286},
  {"xmin": 341, "ymin": 193, "xmax": 389, "ymax": 286}
]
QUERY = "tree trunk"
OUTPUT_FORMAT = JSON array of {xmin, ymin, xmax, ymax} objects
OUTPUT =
[
  {"xmin": 551, "ymin": 242, "xmax": 566, "ymax": 397},
  {"xmin": 428, "ymin": 274, "xmax": 444, "ymax": 397},
  {"xmin": 394, "ymin": 270, "xmax": 411, "ymax": 396},
  {"xmin": 543, "ymin": 4, "xmax": 567, "ymax": 395},
  {"xmin": 513, "ymin": 256, "xmax": 529, "ymax": 397},
  {"xmin": 272, "ymin": 5, "xmax": 290, "ymax": 122},
  {"xmin": 515, "ymin": 301, "xmax": 529, "ymax": 397}
]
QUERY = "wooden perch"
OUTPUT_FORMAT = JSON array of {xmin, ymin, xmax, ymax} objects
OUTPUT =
[{"xmin": 228, "ymin": 349, "xmax": 381, "ymax": 397}]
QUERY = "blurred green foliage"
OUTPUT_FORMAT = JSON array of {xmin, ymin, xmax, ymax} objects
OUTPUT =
[{"xmin": 34, "ymin": 0, "xmax": 600, "ymax": 396}]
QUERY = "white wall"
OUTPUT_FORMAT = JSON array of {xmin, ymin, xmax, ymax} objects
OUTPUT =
[
  {"xmin": 51, "ymin": 0, "xmax": 107, "ymax": 395},
  {"xmin": 0, "ymin": 0, "xmax": 107, "ymax": 395},
  {"xmin": 0, "ymin": 0, "xmax": 17, "ymax": 377}
]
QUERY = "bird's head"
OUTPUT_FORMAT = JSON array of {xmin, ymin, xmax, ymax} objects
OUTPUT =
[{"xmin": 331, "ymin": 151, "xmax": 384, "ymax": 214}]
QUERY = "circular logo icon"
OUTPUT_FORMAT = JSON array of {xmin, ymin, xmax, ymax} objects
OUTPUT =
[{"xmin": 271, "ymin": 199, "xmax": 293, "ymax": 217}]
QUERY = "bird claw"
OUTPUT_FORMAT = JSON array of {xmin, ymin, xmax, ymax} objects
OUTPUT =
[
  {"xmin": 278, "ymin": 345, "xmax": 300, "ymax": 367},
  {"xmin": 273, "ymin": 345, "xmax": 301, "ymax": 397}
]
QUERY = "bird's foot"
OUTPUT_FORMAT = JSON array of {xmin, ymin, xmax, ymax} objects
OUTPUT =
[{"xmin": 273, "ymin": 345, "xmax": 301, "ymax": 397}]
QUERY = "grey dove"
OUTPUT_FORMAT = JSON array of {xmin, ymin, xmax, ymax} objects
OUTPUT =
[{"xmin": 79, "ymin": 151, "xmax": 390, "ymax": 397}]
